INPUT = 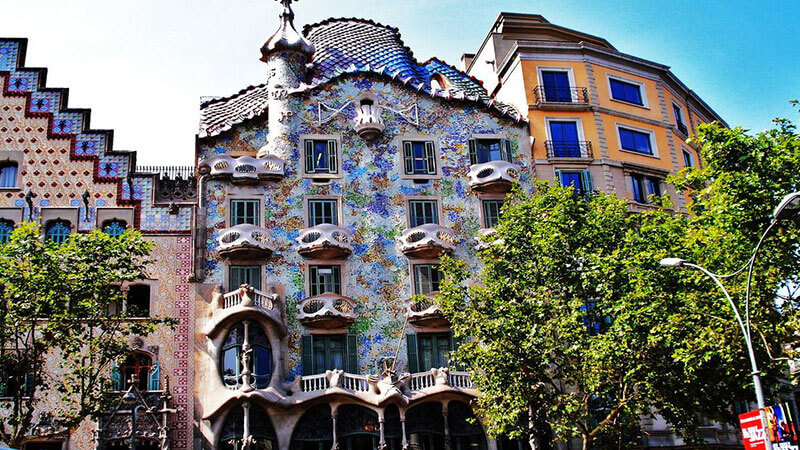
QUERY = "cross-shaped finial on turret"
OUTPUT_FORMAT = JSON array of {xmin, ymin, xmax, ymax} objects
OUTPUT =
[{"xmin": 276, "ymin": 0, "xmax": 294, "ymax": 6}]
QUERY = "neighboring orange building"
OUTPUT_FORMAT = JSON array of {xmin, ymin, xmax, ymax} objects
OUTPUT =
[{"xmin": 465, "ymin": 13, "xmax": 726, "ymax": 212}]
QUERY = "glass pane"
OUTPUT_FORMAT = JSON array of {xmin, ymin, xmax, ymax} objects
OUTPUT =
[
  {"xmin": 308, "ymin": 199, "xmax": 338, "ymax": 226},
  {"xmin": 559, "ymin": 172, "xmax": 583, "ymax": 196},
  {"xmin": 0, "ymin": 164, "xmax": 17, "ymax": 188},
  {"xmin": 410, "ymin": 142, "xmax": 429, "ymax": 174},
  {"xmin": 475, "ymin": 139, "xmax": 502, "ymax": 163},
  {"xmin": 222, "ymin": 347, "xmax": 239, "ymax": 384},
  {"xmin": 231, "ymin": 200, "xmax": 258, "ymax": 226},
  {"xmin": 420, "ymin": 336, "xmax": 434, "ymax": 371},
  {"xmin": 0, "ymin": 220, "xmax": 13, "ymax": 244},
  {"xmin": 548, "ymin": 122, "xmax": 580, "ymax": 157},
  {"xmin": 312, "ymin": 141, "xmax": 329, "ymax": 172},
  {"xmin": 409, "ymin": 201, "xmax": 438, "ymax": 227},
  {"xmin": 542, "ymin": 71, "xmax": 571, "ymax": 102},
  {"xmin": 436, "ymin": 337, "xmax": 452, "ymax": 368},
  {"xmin": 482, "ymin": 200, "xmax": 503, "ymax": 228},
  {"xmin": 103, "ymin": 220, "xmax": 126, "ymax": 238},
  {"xmin": 230, "ymin": 266, "xmax": 261, "ymax": 291}
]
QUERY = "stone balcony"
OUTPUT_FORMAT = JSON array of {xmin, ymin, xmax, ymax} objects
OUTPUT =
[
  {"xmin": 398, "ymin": 224, "xmax": 457, "ymax": 258},
  {"xmin": 217, "ymin": 224, "xmax": 277, "ymax": 259},
  {"xmin": 467, "ymin": 160, "xmax": 519, "ymax": 193},
  {"xmin": 204, "ymin": 284, "xmax": 284, "ymax": 338},
  {"xmin": 474, "ymin": 228, "xmax": 500, "ymax": 251},
  {"xmin": 296, "ymin": 293, "xmax": 356, "ymax": 329},
  {"xmin": 405, "ymin": 293, "xmax": 448, "ymax": 327},
  {"xmin": 295, "ymin": 224, "xmax": 353, "ymax": 260},
  {"xmin": 197, "ymin": 154, "xmax": 285, "ymax": 183},
  {"xmin": 353, "ymin": 104, "xmax": 385, "ymax": 140}
]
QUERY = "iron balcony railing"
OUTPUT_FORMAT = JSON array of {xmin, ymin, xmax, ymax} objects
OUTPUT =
[
  {"xmin": 545, "ymin": 140, "xmax": 593, "ymax": 158},
  {"xmin": 533, "ymin": 86, "xmax": 589, "ymax": 105},
  {"xmin": 676, "ymin": 121, "xmax": 689, "ymax": 136},
  {"xmin": 136, "ymin": 165, "xmax": 195, "ymax": 179}
]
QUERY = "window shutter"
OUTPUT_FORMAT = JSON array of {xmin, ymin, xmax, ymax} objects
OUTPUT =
[
  {"xmin": 406, "ymin": 334, "xmax": 419, "ymax": 374},
  {"xmin": 111, "ymin": 363, "xmax": 123, "ymax": 391},
  {"xmin": 403, "ymin": 142, "xmax": 414, "ymax": 175},
  {"xmin": 301, "ymin": 335, "xmax": 314, "ymax": 376},
  {"xmin": 304, "ymin": 141, "xmax": 314, "ymax": 173},
  {"xmin": 554, "ymin": 170, "xmax": 563, "ymax": 187},
  {"xmin": 581, "ymin": 170, "xmax": 594, "ymax": 194},
  {"xmin": 503, "ymin": 139, "xmax": 514, "ymax": 163},
  {"xmin": 449, "ymin": 334, "xmax": 464, "ymax": 371},
  {"xmin": 148, "ymin": 360, "xmax": 161, "ymax": 391},
  {"xmin": 327, "ymin": 140, "xmax": 338, "ymax": 174},
  {"xmin": 346, "ymin": 334, "xmax": 359, "ymax": 374},
  {"xmin": 468, "ymin": 139, "xmax": 477, "ymax": 165},
  {"xmin": 424, "ymin": 141, "xmax": 436, "ymax": 175},
  {"xmin": 24, "ymin": 371, "xmax": 34, "ymax": 397}
]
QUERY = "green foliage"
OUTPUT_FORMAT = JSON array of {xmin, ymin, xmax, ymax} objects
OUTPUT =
[
  {"xmin": 0, "ymin": 223, "xmax": 173, "ymax": 447},
  {"xmin": 438, "ymin": 114, "xmax": 800, "ymax": 449}
]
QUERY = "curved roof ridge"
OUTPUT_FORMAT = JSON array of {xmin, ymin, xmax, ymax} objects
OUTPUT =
[
  {"xmin": 422, "ymin": 56, "xmax": 486, "ymax": 87},
  {"xmin": 200, "ymin": 83, "xmax": 267, "ymax": 108}
]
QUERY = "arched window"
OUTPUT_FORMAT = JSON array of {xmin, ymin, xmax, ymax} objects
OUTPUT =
[
  {"xmin": 430, "ymin": 74, "xmax": 450, "ymax": 92},
  {"xmin": 221, "ymin": 322, "xmax": 272, "ymax": 389},
  {"xmin": 405, "ymin": 402, "xmax": 445, "ymax": 450},
  {"xmin": 336, "ymin": 405, "xmax": 379, "ymax": 449},
  {"xmin": 290, "ymin": 404, "xmax": 332, "ymax": 450},
  {"xmin": 113, "ymin": 352, "xmax": 160, "ymax": 392},
  {"xmin": 0, "ymin": 161, "xmax": 18, "ymax": 188},
  {"xmin": 219, "ymin": 403, "xmax": 277, "ymax": 450},
  {"xmin": 0, "ymin": 220, "xmax": 14, "ymax": 244},
  {"xmin": 45, "ymin": 220, "xmax": 71, "ymax": 244},
  {"xmin": 102, "ymin": 219, "xmax": 127, "ymax": 238},
  {"xmin": 448, "ymin": 401, "xmax": 487, "ymax": 450}
]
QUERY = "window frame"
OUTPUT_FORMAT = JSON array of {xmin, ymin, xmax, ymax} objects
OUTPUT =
[
  {"xmin": 415, "ymin": 332, "xmax": 454, "ymax": 372},
  {"xmin": 544, "ymin": 117, "xmax": 587, "ymax": 157},
  {"xmin": 304, "ymin": 195, "xmax": 342, "ymax": 227},
  {"xmin": 672, "ymin": 102, "xmax": 687, "ymax": 130},
  {"xmin": 102, "ymin": 219, "xmax": 128, "ymax": 238},
  {"xmin": 229, "ymin": 198, "xmax": 261, "ymax": 227},
  {"xmin": 479, "ymin": 198, "xmax": 505, "ymax": 229},
  {"xmin": 44, "ymin": 220, "xmax": 72, "ymax": 245},
  {"xmin": 554, "ymin": 169, "xmax": 594, "ymax": 197},
  {"xmin": 412, "ymin": 263, "xmax": 444, "ymax": 295},
  {"xmin": 398, "ymin": 135, "xmax": 441, "ymax": 180},
  {"xmin": 682, "ymin": 146, "xmax": 694, "ymax": 168},
  {"xmin": 228, "ymin": 265, "xmax": 263, "ymax": 292},
  {"xmin": 307, "ymin": 262, "xmax": 345, "ymax": 297},
  {"xmin": 606, "ymin": 74, "xmax": 649, "ymax": 108},
  {"xmin": 536, "ymin": 66, "xmax": 578, "ymax": 102},
  {"xmin": 468, "ymin": 134, "xmax": 515, "ymax": 165},
  {"xmin": 615, "ymin": 124, "xmax": 659, "ymax": 158},
  {"xmin": 0, "ymin": 151, "xmax": 24, "ymax": 191},
  {"xmin": 406, "ymin": 197, "xmax": 442, "ymax": 228},
  {"xmin": 300, "ymin": 134, "xmax": 342, "ymax": 179},
  {"xmin": 125, "ymin": 283, "xmax": 153, "ymax": 318},
  {"xmin": 628, "ymin": 173, "xmax": 663, "ymax": 204}
]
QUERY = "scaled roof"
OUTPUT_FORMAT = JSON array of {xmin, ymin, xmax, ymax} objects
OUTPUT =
[{"xmin": 199, "ymin": 18, "xmax": 525, "ymax": 138}]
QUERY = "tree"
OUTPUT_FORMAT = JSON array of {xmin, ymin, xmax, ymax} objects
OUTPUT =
[
  {"xmin": 0, "ymin": 222, "xmax": 171, "ymax": 448},
  {"xmin": 438, "ymin": 111, "xmax": 800, "ymax": 449}
]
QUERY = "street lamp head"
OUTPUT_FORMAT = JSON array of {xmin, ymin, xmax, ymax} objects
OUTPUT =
[
  {"xmin": 659, "ymin": 257, "xmax": 686, "ymax": 267},
  {"xmin": 121, "ymin": 388, "xmax": 137, "ymax": 407},
  {"xmin": 773, "ymin": 192, "xmax": 800, "ymax": 220}
]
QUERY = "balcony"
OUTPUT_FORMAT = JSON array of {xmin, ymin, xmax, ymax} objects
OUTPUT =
[
  {"xmin": 398, "ymin": 224, "xmax": 457, "ymax": 258},
  {"xmin": 533, "ymin": 86, "xmax": 590, "ymax": 110},
  {"xmin": 468, "ymin": 160, "xmax": 519, "ymax": 193},
  {"xmin": 545, "ymin": 140, "xmax": 593, "ymax": 159},
  {"xmin": 219, "ymin": 285, "xmax": 276, "ymax": 310},
  {"xmin": 353, "ymin": 104, "xmax": 385, "ymax": 140},
  {"xmin": 405, "ymin": 294, "xmax": 448, "ymax": 327},
  {"xmin": 474, "ymin": 228, "xmax": 500, "ymax": 251},
  {"xmin": 296, "ymin": 224, "xmax": 353, "ymax": 260},
  {"xmin": 205, "ymin": 284, "xmax": 284, "ymax": 337},
  {"xmin": 297, "ymin": 293, "xmax": 356, "ymax": 329},
  {"xmin": 296, "ymin": 369, "xmax": 474, "ymax": 396},
  {"xmin": 197, "ymin": 154, "xmax": 285, "ymax": 183},
  {"xmin": 675, "ymin": 121, "xmax": 689, "ymax": 137},
  {"xmin": 217, "ymin": 224, "xmax": 276, "ymax": 259}
]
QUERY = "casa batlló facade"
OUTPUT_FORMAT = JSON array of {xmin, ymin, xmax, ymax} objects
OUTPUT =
[{"xmin": 0, "ymin": 1, "xmax": 752, "ymax": 449}]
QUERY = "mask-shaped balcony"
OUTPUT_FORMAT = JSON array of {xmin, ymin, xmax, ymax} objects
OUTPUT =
[
  {"xmin": 217, "ymin": 224, "xmax": 276, "ymax": 260},
  {"xmin": 198, "ymin": 154, "xmax": 285, "ymax": 184},
  {"xmin": 296, "ymin": 224, "xmax": 353, "ymax": 260},
  {"xmin": 474, "ymin": 228, "xmax": 501, "ymax": 251},
  {"xmin": 297, "ymin": 293, "xmax": 356, "ymax": 329},
  {"xmin": 353, "ymin": 104, "xmax": 385, "ymax": 140},
  {"xmin": 398, "ymin": 224, "xmax": 457, "ymax": 258},
  {"xmin": 405, "ymin": 294, "xmax": 448, "ymax": 328},
  {"xmin": 467, "ymin": 160, "xmax": 519, "ymax": 193}
]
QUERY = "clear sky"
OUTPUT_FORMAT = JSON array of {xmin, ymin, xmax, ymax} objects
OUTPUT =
[{"xmin": 1, "ymin": 0, "xmax": 798, "ymax": 165}]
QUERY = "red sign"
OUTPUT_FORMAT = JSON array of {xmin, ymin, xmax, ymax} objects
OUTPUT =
[{"xmin": 740, "ymin": 409, "xmax": 768, "ymax": 450}]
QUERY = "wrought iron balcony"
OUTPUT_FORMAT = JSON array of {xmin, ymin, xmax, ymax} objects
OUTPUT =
[
  {"xmin": 398, "ymin": 224, "xmax": 457, "ymax": 258},
  {"xmin": 197, "ymin": 154, "xmax": 285, "ymax": 183},
  {"xmin": 217, "ymin": 224, "xmax": 276, "ymax": 259},
  {"xmin": 545, "ymin": 140, "xmax": 593, "ymax": 159},
  {"xmin": 468, "ymin": 160, "xmax": 519, "ymax": 193},
  {"xmin": 405, "ymin": 294, "xmax": 448, "ymax": 327},
  {"xmin": 297, "ymin": 293, "xmax": 356, "ymax": 329},
  {"xmin": 295, "ymin": 224, "xmax": 353, "ymax": 260},
  {"xmin": 353, "ymin": 104, "xmax": 385, "ymax": 140},
  {"xmin": 533, "ymin": 86, "xmax": 590, "ymax": 107},
  {"xmin": 675, "ymin": 121, "xmax": 689, "ymax": 136}
]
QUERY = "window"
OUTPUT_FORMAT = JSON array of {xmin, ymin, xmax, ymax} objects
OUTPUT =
[
  {"xmin": 402, "ymin": 141, "xmax": 437, "ymax": 176},
  {"xmin": 114, "ymin": 352, "xmax": 158, "ymax": 392},
  {"xmin": 629, "ymin": 174, "xmax": 661, "ymax": 203},
  {"xmin": 407, "ymin": 333, "xmax": 454, "ymax": 372},
  {"xmin": 541, "ymin": 70, "xmax": 572, "ymax": 102},
  {"xmin": 413, "ymin": 264, "xmax": 443, "ymax": 295},
  {"xmin": 102, "ymin": 219, "xmax": 127, "ymax": 238},
  {"xmin": 0, "ymin": 358, "xmax": 30, "ymax": 398},
  {"xmin": 673, "ymin": 103, "xmax": 688, "ymax": 135},
  {"xmin": 581, "ymin": 301, "xmax": 612, "ymax": 336},
  {"xmin": 0, "ymin": 219, "xmax": 13, "ymax": 244},
  {"xmin": 682, "ymin": 148, "xmax": 694, "ymax": 168},
  {"xmin": 221, "ymin": 322, "xmax": 272, "ymax": 389},
  {"xmin": 481, "ymin": 200, "xmax": 504, "ymax": 229},
  {"xmin": 547, "ymin": 121, "xmax": 582, "ymax": 157},
  {"xmin": 468, "ymin": 138, "xmax": 513, "ymax": 165},
  {"xmin": 555, "ymin": 170, "xmax": 593, "ymax": 196},
  {"xmin": 303, "ymin": 139, "xmax": 338, "ymax": 175},
  {"xmin": 230, "ymin": 199, "xmax": 259, "ymax": 226},
  {"xmin": 609, "ymin": 78, "xmax": 644, "ymax": 106},
  {"xmin": 0, "ymin": 161, "xmax": 18, "ymax": 188},
  {"xmin": 309, "ymin": 265, "xmax": 341, "ymax": 296},
  {"xmin": 126, "ymin": 284, "xmax": 150, "ymax": 317},
  {"xmin": 618, "ymin": 127, "xmax": 654, "ymax": 155},
  {"xmin": 229, "ymin": 265, "xmax": 261, "ymax": 291},
  {"xmin": 408, "ymin": 200, "xmax": 439, "ymax": 227},
  {"xmin": 301, "ymin": 334, "xmax": 358, "ymax": 375},
  {"xmin": 307, "ymin": 198, "xmax": 338, "ymax": 226},
  {"xmin": 45, "ymin": 220, "xmax": 71, "ymax": 244}
]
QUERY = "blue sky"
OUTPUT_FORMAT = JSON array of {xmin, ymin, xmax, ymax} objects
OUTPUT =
[{"xmin": 1, "ymin": 0, "xmax": 798, "ymax": 164}]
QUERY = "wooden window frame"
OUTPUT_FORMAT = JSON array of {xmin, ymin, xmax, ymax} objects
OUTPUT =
[
  {"xmin": 303, "ymin": 195, "xmax": 343, "ymax": 227},
  {"xmin": 396, "ymin": 135, "xmax": 442, "ymax": 180},
  {"xmin": 300, "ymin": 134, "xmax": 343, "ymax": 180},
  {"xmin": 405, "ymin": 196, "xmax": 443, "ymax": 228}
]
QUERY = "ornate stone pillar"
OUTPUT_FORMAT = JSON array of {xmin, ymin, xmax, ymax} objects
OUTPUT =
[
  {"xmin": 443, "ymin": 403, "xmax": 452, "ymax": 450},
  {"xmin": 241, "ymin": 321, "xmax": 254, "ymax": 392}
]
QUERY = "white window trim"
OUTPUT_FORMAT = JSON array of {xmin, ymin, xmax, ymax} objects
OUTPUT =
[
  {"xmin": 681, "ymin": 146, "xmax": 694, "ymax": 168},
  {"xmin": 544, "ymin": 117, "xmax": 587, "ymax": 143},
  {"xmin": 536, "ymin": 67, "xmax": 579, "ymax": 102},
  {"xmin": 615, "ymin": 123, "xmax": 659, "ymax": 158},
  {"xmin": 672, "ymin": 102, "xmax": 686, "ymax": 125},
  {"xmin": 299, "ymin": 134, "xmax": 343, "ymax": 180},
  {"xmin": 606, "ymin": 74, "xmax": 649, "ymax": 109},
  {"xmin": 395, "ymin": 134, "xmax": 443, "ymax": 180}
]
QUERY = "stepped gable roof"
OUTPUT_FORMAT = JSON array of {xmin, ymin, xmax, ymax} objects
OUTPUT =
[{"xmin": 199, "ymin": 18, "xmax": 525, "ymax": 139}]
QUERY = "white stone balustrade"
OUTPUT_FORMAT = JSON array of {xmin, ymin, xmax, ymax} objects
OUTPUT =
[
  {"xmin": 198, "ymin": 154, "xmax": 285, "ymax": 183},
  {"xmin": 296, "ymin": 369, "xmax": 472, "ymax": 395},
  {"xmin": 405, "ymin": 294, "xmax": 448, "ymax": 327},
  {"xmin": 353, "ymin": 104, "xmax": 385, "ymax": 140},
  {"xmin": 295, "ymin": 224, "xmax": 353, "ymax": 259},
  {"xmin": 468, "ymin": 160, "xmax": 519, "ymax": 193},
  {"xmin": 474, "ymin": 227, "xmax": 501, "ymax": 251},
  {"xmin": 221, "ymin": 286, "xmax": 276, "ymax": 310},
  {"xmin": 398, "ymin": 223, "xmax": 457, "ymax": 258},
  {"xmin": 296, "ymin": 293, "xmax": 356, "ymax": 329},
  {"xmin": 217, "ymin": 224, "xmax": 276, "ymax": 259}
]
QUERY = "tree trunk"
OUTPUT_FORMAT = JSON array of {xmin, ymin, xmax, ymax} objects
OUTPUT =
[
  {"xmin": 528, "ymin": 404, "xmax": 539, "ymax": 450},
  {"xmin": 582, "ymin": 434, "xmax": 591, "ymax": 450}
]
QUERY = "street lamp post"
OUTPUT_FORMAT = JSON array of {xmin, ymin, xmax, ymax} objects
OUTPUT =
[{"xmin": 122, "ymin": 386, "xmax": 145, "ymax": 450}]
